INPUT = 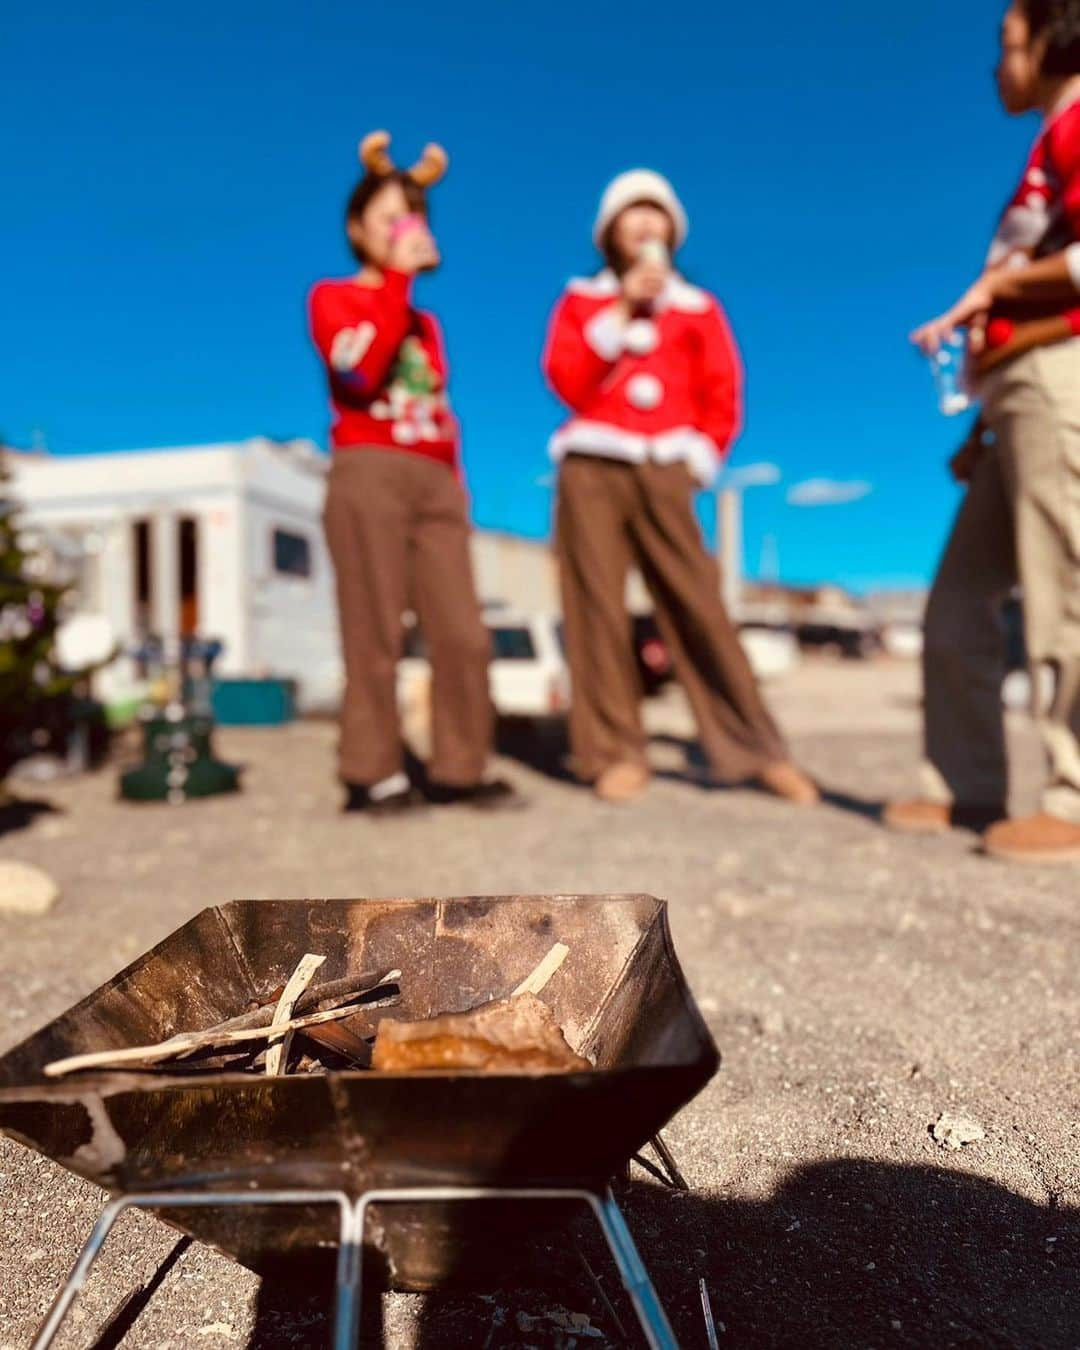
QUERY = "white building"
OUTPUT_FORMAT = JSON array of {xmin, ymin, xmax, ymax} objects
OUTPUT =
[{"xmin": 10, "ymin": 439, "xmax": 343, "ymax": 710}]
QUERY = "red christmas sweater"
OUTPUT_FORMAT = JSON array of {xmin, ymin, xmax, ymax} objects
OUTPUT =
[
  {"xmin": 543, "ymin": 270, "xmax": 743, "ymax": 485},
  {"xmin": 308, "ymin": 272, "xmax": 459, "ymax": 467},
  {"xmin": 986, "ymin": 95, "xmax": 1080, "ymax": 335}
]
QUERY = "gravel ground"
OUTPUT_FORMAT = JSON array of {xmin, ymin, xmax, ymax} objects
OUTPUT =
[{"xmin": 0, "ymin": 659, "xmax": 1077, "ymax": 1349}]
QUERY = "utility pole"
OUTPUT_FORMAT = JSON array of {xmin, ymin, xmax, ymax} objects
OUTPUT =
[{"xmin": 717, "ymin": 488, "xmax": 743, "ymax": 618}]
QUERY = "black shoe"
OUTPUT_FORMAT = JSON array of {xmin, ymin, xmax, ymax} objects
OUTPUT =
[
  {"xmin": 343, "ymin": 782, "xmax": 423, "ymax": 817},
  {"xmin": 951, "ymin": 803, "xmax": 1007, "ymax": 834},
  {"xmin": 425, "ymin": 777, "xmax": 526, "ymax": 810}
]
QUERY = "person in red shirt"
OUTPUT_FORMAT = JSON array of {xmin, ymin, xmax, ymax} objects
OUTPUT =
[
  {"xmin": 309, "ymin": 133, "xmax": 519, "ymax": 814},
  {"xmin": 543, "ymin": 171, "xmax": 818, "ymax": 806},
  {"xmin": 887, "ymin": 1, "xmax": 1080, "ymax": 862}
]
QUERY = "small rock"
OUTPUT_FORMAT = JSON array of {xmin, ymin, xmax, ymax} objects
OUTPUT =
[
  {"xmin": 196, "ymin": 1324, "xmax": 235, "ymax": 1340},
  {"xmin": 932, "ymin": 1113, "xmax": 986, "ymax": 1150},
  {"xmin": 0, "ymin": 861, "xmax": 60, "ymax": 916}
]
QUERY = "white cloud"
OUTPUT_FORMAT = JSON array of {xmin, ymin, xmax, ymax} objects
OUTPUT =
[
  {"xmin": 787, "ymin": 478, "xmax": 873, "ymax": 507},
  {"xmin": 721, "ymin": 461, "xmax": 782, "ymax": 490}
]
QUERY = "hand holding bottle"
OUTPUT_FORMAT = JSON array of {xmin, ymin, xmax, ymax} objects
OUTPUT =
[
  {"xmin": 620, "ymin": 239, "xmax": 669, "ymax": 310},
  {"xmin": 387, "ymin": 214, "xmax": 440, "ymax": 275}
]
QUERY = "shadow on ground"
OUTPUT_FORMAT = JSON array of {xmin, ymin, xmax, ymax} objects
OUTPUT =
[
  {"xmin": 646, "ymin": 734, "xmax": 887, "ymax": 824},
  {"xmin": 244, "ymin": 1158, "xmax": 1079, "ymax": 1348},
  {"xmin": 494, "ymin": 722, "xmax": 886, "ymax": 830},
  {"xmin": 494, "ymin": 717, "xmax": 577, "ymax": 784},
  {"xmin": 86, "ymin": 1239, "xmax": 192, "ymax": 1350},
  {"xmin": 0, "ymin": 793, "xmax": 60, "ymax": 837}
]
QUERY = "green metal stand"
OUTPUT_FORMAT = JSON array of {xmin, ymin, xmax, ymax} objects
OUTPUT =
[{"xmin": 120, "ymin": 709, "xmax": 240, "ymax": 803}]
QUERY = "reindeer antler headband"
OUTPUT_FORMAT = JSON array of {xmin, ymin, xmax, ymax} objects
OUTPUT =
[{"xmin": 358, "ymin": 130, "xmax": 449, "ymax": 187}]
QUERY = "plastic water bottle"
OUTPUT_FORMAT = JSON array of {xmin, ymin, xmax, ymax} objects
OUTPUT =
[{"xmin": 930, "ymin": 332, "xmax": 971, "ymax": 416}]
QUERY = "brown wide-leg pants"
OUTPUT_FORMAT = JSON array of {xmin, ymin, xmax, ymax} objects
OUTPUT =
[
  {"xmin": 323, "ymin": 449, "xmax": 493, "ymax": 787},
  {"xmin": 921, "ymin": 341, "xmax": 1080, "ymax": 822},
  {"xmin": 556, "ymin": 454, "xmax": 787, "ymax": 783}
]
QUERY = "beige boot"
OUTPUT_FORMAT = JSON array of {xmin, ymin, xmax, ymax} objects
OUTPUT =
[
  {"xmin": 757, "ymin": 761, "xmax": 820, "ymax": 807},
  {"xmin": 983, "ymin": 812, "xmax": 1080, "ymax": 864},
  {"xmin": 883, "ymin": 799, "xmax": 1005, "ymax": 835},
  {"xmin": 595, "ymin": 762, "xmax": 651, "ymax": 805},
  {"xmin": 882, "ymin": 799, "xmax": 952, "ymax": 834}
]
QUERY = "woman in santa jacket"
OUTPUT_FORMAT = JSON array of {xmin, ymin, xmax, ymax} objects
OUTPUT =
[{"xmin": 543, "ymin": 169, "xmax": 818, "ymax": 806}]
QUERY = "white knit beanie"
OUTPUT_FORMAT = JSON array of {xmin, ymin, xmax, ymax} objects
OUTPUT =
[{"xmin": 593, "ymin": 169, "xmax": 688, "ymax": 249}]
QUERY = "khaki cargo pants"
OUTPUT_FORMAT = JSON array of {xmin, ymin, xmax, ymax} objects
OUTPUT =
[{"xmin": 922, "ymin": 341, "xmax": 1080, "ymax": 822}]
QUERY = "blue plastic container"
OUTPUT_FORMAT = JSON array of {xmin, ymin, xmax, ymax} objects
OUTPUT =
[{"xmin": 211, "ymin": 678, "xmax": 297, "ymax": 726}]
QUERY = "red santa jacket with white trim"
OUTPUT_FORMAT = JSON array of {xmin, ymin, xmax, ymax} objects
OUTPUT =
[
  {"xmin": 542, "ymin": 270, "xmax": 743, "ymax": 484},
  {"xmin": 308, "ymin": 272, "xmax": 459, "ymax": 468}
]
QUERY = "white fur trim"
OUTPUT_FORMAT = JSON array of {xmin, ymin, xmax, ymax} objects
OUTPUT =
[
  {"xmin": 549, "ymin": 421, "xmax": 719, "ymax": 485},
  {"xmin": 661, "ymin": 276, "xmax": 710, "ymax": 313},
  {"xmin": 626, "ymin": 373, "xmax": 664, "ymax": 410},
  {"xmin": 593, "ymin": 170, "xmax": 689, "ymax": 247},
  {"xmin": 566, "ymin": 270, "xmax": 709, "ymax": 314},
  {"xmin": 567, "ymin": 271, "xmax": 620, "ymax": 299},
  {"xmin": 1067, "ymin": 243, "xmax": 1080, "ymax": 292},
  {"xmin": 625, "ymin": 318, "xmax": 660, "ymax": 355},
  {"xmin": 651, "ymin": 428, "xmax": 719, "ymax": 485},
  {"xmin": 583, "ymin": 306, "xmax": 628, "ymax": 361}
]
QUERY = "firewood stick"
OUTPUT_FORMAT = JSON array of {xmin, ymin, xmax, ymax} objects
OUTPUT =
[
  {"xmin": 297, "ymin": 970, "xmax": 399, "ymax": 1016},
  {"xmin": 266, "ymin": 953, "xmax": 326, "ymax": 1077},
  {"xmin": 511, "ymin": 943, "xmax": 569, "ymax": 998},
  {"xmin": 43, "ymin": 972, "xmax": 401, "ymax": 1078},
  {"xmin": 193, "ymin": 969, "xmax": 400, "ymax": 1038}
]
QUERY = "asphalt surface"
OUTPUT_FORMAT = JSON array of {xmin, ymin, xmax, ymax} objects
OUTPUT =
[{"xmin": 0, "ymin": 660, "xmax": 1077, "ymax": 1349}]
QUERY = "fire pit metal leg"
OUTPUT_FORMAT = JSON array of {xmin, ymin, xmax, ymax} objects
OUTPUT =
[
  {"xmin": 33, "ymin": 1185, "xmax": 676, "ymax": 1350},
  {"xmin": 352, "ymin": 1186, "xmax": 679, "ymax": 1350},
  {"xmin": 30, "ymin": 1189, "xmax": 355, "ymax": 1350},
  {"xmin": 591, "ymin": 1187, "xmax": 679, "ymax": 1350},
  {"xmin": 334, "ymin": 1196, "xmax": 365, "ymax": 1350}
]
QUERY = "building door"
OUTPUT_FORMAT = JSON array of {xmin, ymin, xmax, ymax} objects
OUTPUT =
[
  {"xmin": 179, "ymin": 516, "xmax": 199, "ymax": 636},
  {"xmin": 133, "ymin": 519, "xmax": 152, "ymax": 636}
]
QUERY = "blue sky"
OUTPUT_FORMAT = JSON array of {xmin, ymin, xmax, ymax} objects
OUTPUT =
[{"xmin": 1, "ymin": 1, "xmax": 1036, "ymax": 591}]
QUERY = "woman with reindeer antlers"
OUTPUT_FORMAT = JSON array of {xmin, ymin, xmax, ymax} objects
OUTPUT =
[
  {"xmin": 309, "ymin": 132, "xmax": 520, "ymax": 814},
  {"xmin": 543, "ymin": 170, "xmax": 819, "ymax": 806}
]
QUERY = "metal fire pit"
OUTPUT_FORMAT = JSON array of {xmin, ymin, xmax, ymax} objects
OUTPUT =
[{"xmin": 0, "ymin": 895, "xmax": 718, "ymax": 1347}]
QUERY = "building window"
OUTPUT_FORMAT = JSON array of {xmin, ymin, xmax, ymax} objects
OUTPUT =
[{"xmin": 272, "ymin": 528, "xmax": 312, "ymax": 579}]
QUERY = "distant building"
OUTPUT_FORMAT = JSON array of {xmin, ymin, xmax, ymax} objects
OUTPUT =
[{"xmin": 740, "ymin": 580, "xmax": 871, "ymax": 629}]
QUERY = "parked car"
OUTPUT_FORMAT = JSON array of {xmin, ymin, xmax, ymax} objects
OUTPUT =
[
  {"xmin": 795, "ymin": 621, "xmax": 877, "ymax": 660},
  {"xmin": 738, "ymin": 624, "xmax": 800, "ymax": 680},
  {"xmin": 880, "ymin": 622, "xmax": 924, "ymax": 660},
  {"xmin": 632, "ymin": 614, "xmax": 674, "ymax": 697},
  {"xmin": 630, "ymin": 614, "xmax": 800, "ymax": 691},
  {"xmin": 399, "ymin": 613, "xmax": 570, "ymax": 727}
]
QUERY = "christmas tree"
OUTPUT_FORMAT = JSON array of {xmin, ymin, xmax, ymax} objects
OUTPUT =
[{"xmin": 0, "ymin": 447, "xmax": 84, "ymax": 781}]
